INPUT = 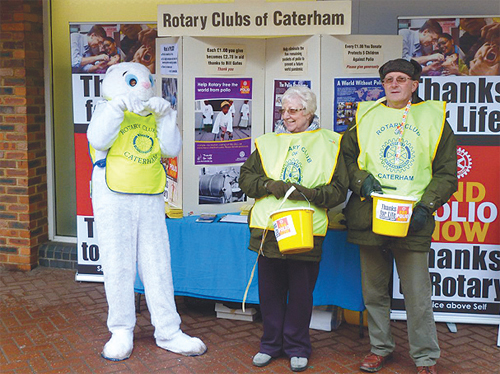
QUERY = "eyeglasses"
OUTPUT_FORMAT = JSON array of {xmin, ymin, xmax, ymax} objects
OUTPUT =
[
  {"xmin": 279, "ymin": 107, "xmax": 305, "ymax": 115},
  {"xmin": 382, "ymin": 76, "xmax": 413, "ymax": 85}
]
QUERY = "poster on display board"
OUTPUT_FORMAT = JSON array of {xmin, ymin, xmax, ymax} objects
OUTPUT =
[
  {"xmin": 390, "ymin": 16, "xmax": 500, "ymax": 327},
  {"xmin": 171, "ymin": 35, "xmax": 266, "ymax": 217},
  {"xmin": 321, "ymin": 34, "xmax": 403, "ymax": 134},
  {"xmin": 70, "ymin": 22, "xmax": 168, "ymax": 281},
  {"xmin": 332, "ymin": 77, "xmax": 384, "ymax": 133},
  {"xmin": 194, "ymin": 77, "xmax": 252, "ymax": 165}
]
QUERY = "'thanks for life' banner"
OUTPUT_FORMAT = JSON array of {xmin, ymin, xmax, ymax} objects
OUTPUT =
[{"xmin": 392, "ymin": 16, "xmax": 500, "ymax": 325}]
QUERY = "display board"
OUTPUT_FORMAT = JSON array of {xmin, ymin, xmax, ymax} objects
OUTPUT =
[
  {"xmin": 71, "ymin": 27, "xmax": 404, "ymax": 280},
  {"xmin": 161, "ymin": 36, "xmax": 266, "ymax": 216},
  {"xmin": 390, "ymin": 16, "xmax": 500, "ymax": 331}
]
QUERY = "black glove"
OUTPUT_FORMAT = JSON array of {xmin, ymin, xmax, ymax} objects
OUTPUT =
[
  {"xmin": 360, "ymin": 174, "xmax": 383, "ymax": 198},
  {"xmin": 265, "ymin": 180, "xmax": 291, "ymax": 199},
  {"xmin": 409, "ymin": 204, "xmax": 431, "ymax": 233},
  {"xmin": 288, "ymin": 183, "xmax": 317, "ymax": 202}
]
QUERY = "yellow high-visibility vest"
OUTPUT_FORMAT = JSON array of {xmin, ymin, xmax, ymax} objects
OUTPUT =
[
  {"xmin": 356, "ymin": 100, "xmax": 446, "ymax": 200},
  {"xmin": 250, "ymin": 129, "xmax": 341, "ymax": 236},
  {"xmin": 93, "ymin": 111, "xmax": 166, "ymax": 195}
]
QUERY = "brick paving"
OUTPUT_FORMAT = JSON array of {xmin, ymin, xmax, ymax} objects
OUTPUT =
[{"xmin": 1, "ymin": 266, "xmax": 499, "ymax": 373}]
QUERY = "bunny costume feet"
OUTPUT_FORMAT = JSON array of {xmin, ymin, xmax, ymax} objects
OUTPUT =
[
  {"xmin": 102, "ymin": 330, "xmax": 134, "ymax": 361},
  {"xmin": 157, "ymin": 331, "xmax": 207, "ymax": 356}
]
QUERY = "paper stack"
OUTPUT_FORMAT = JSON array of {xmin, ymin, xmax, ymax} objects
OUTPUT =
[
  {"xmin": 165, "ymin": 203, "xmax": 183, "ymax": 219},
  {"xmin": 240, "ymin": 204, "xmax": 253, "ymax": 216},
  {"xmin": 215, "ymin": 303, "xmax": 257, "ymax": 321}
]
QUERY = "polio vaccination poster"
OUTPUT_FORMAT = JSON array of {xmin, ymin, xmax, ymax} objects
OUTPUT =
[
  {"xmin": 333, "ymin": 77, "xmax": 384, "ymax": 133},
  {"xmin": 391, "ymin": 16, "xmax": 500, "ymax": 325},
  {"xmin": 194, "ymin": 77, "xmax": 252, "ymax": 165}
]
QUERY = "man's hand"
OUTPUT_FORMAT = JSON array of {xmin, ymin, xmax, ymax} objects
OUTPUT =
[
  {"xmin": 289, "ymin": 183, "xmax": 317, "ymax": 202},
  {"xmin": 409, "ymin": 204, "xmax": 431, "ymax": 233},
  {"xmin": 265, "ymin": 180, "xmax": 291, "ymax": 199},
  {"xmin": 360, "ymin": 174, "xmax": 383, "ymax": 198}
]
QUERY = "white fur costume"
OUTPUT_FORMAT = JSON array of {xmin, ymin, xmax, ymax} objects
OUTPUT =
[{"xmin": 87, "ymin": 62, "xmax": 206, "ymax": 361}]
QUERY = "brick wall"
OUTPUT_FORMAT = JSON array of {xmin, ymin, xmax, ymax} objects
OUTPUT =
[{"xmin": 0, "ymin": 0, "xmax": 47, "ymax": 271}]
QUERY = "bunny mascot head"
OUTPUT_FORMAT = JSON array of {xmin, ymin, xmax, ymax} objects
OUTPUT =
[{"xmin": 87, "ymin": 62, "xmax": 206, "ymax": 361}]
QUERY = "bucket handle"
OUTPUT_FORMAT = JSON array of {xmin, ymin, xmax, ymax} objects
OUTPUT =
[
  {"xmin": 276, "ymin": 185, "xmax": 311, "ymax": 211},
  {"xmin": 275, "ymin": 185, "xmax": 295, "ymax": 210}
]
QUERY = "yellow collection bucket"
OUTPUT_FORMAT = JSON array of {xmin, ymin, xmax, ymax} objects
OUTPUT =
[
  {"xmin": 371, "ymin": 193, "xmax": 417, "ymax": 237},
  {"xmin": 271, "ymin": 207, "xmax": 314, "ymax": 254}
]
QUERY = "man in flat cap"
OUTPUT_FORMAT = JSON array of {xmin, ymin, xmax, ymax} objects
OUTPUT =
[{"xmin": 340, "ymin": 59, "xmax": 457, "ymax": 374}]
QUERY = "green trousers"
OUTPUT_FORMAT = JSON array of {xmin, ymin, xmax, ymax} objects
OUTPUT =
[{"xmin": 360, "ymin": 243, "xmax": 440, "ymax": 367}]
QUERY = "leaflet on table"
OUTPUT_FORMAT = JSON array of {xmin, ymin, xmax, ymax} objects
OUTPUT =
[
  {"xmin": 196, "ymin": 213, "xmax": 217, "ymax": 223},
  {"xmin": 194, "ymin": 77, "xmax": 252, "ymax": 165},
  {"xmin": 219, "ymin": 214, "xmax": 248, "ymax": 224}
]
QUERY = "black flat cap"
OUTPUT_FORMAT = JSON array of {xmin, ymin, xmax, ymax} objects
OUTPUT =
[{"xmin": 379, "ymin": 58, "xmax": 422, "ymax": 80}]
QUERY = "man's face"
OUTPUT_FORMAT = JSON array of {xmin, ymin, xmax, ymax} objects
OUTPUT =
[
  {"xmin": 89, "ymin": 34, "xmax": 104, "ymax": 50},
  {"xmin": 438, "ymin": 37, "xmax": 454, "ymax": 55},
  {"xmin": 382, "ymin": 72, "xmax": 418, "ymax": 109},
  {"xmin": 460, "ymin": 18, "xmax": 486, "ymax": 36},
  {"xmin": 121, "ymin": 24, "xmax": 142, "ymax": 39},
  {"xmin": 420, "ymin": 30, "xmax": 439, "ymax": 48}
]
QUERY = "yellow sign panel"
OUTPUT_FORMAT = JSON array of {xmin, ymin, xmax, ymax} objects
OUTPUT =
[{"xmin": 158, "ymin": 1, "xmax": 351, "ymax": 37}]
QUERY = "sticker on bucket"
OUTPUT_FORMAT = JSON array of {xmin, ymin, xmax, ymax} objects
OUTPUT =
[
  {"xmin": 375, "ymin": 200, "xmax": 413, "ymax": 223},
  {"xmin": 273, "ymin": 215, "xmax": 297, "ymax": 241}
]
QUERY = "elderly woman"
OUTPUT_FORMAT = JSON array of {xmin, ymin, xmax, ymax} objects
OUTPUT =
[{"xmin": 239, "ymin": 86, "xmax": 348, "ymax": 372}]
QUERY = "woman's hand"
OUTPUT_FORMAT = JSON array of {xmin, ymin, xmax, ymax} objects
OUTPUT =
[
  {"xmin": 289, "ymin": 183, "xmax": 317, "ymax": 202},
  {"xmin": 265, "ymin": 180, "xmax": 291, "ymax": 199}
]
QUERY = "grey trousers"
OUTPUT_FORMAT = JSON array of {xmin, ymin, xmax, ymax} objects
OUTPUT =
[{"xmin": 360, "ymin": 244, "xmax": 440, "ymax": 367}]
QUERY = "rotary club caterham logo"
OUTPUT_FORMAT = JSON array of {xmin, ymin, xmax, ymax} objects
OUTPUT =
[
  {"xmin": 281, "ymin": 159, "xmax": 302, "ymax": 184},
  {"xmin": 133, "ymin": 134, "xmax": 154, "ymax": 154},
  {"xmin": 379, "ymin": 138, "xmax": 414, "ymax": 173}
]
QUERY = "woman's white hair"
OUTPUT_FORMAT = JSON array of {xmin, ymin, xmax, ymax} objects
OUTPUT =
[{"xmin": 281, "ymin": 85, "xmax": 317, "ymax": 117}]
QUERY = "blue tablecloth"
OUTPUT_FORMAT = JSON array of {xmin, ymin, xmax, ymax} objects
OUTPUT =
[{"xmin": 135, "ymin": 215, "xmax": 365, "ymax": 311}]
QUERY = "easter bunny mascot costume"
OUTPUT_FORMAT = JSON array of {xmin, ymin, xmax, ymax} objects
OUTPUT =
[{"xmin": 87, "ymin": 62, "xmax": 206, "ymax": 361}]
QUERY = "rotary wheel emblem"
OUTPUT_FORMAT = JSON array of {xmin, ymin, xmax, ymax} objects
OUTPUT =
[
  {"xmin": 457, "ymin": 147, "xmax": 472, "ymax": 179},
  {"xmin": 379, "ymin": 139, "xmax": 414, "ymax": 173},
  {"xmin": 133, "ymin": 134, "xmax": 154, "ymax": 154},
  {"xmin": 281, "ymin": 159, "xmax": 302, "ymax": 184}
]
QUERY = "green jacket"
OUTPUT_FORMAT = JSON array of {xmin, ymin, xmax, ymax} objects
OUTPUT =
[
  {"xmin": 341, "ymin": 98, "xmax": 458, "ymax": 250},
  {"xmin": 239, "ymin": 144, "xmax": 349, "ymax": 262}
]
